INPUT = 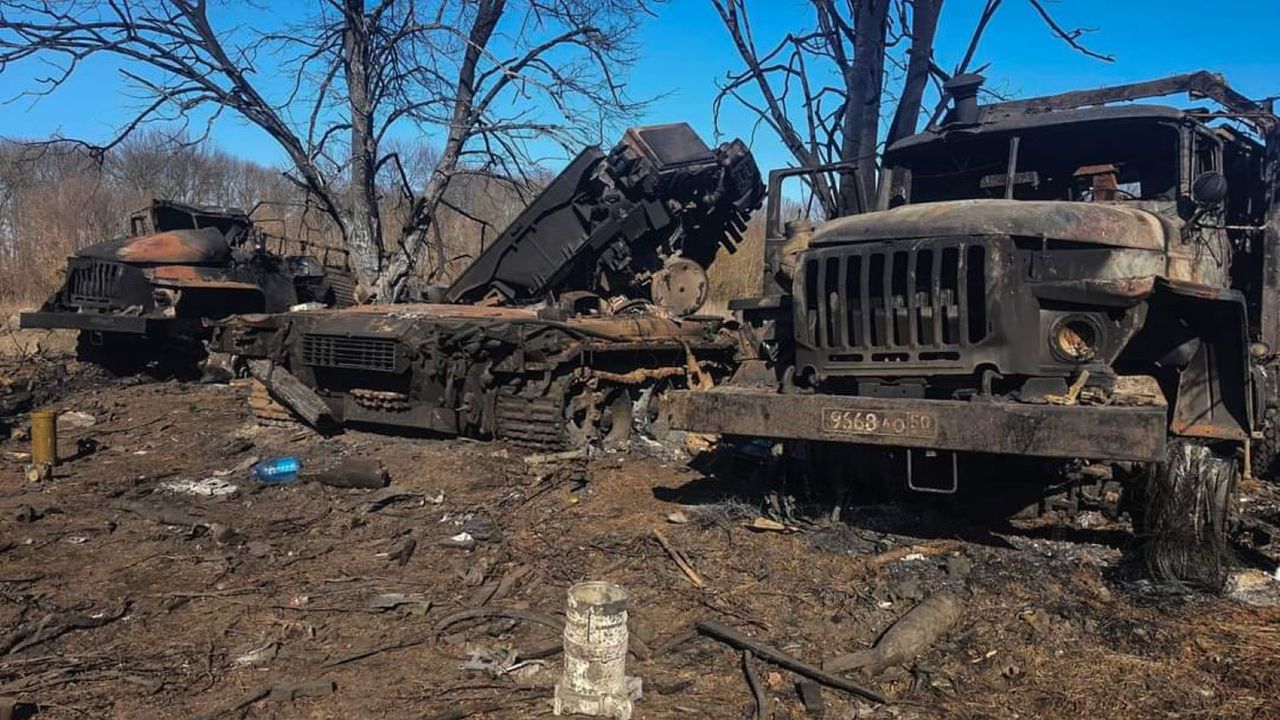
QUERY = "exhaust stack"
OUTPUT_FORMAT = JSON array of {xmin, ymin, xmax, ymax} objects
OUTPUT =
[{"xmin": 945, "ymin": 74, "xmax": 986, "ymax": 127}]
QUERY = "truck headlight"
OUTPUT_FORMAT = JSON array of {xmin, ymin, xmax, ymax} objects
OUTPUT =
[{"xmin": 1050, "ymin": 315, "xmax": 1100, "ymax": 363}]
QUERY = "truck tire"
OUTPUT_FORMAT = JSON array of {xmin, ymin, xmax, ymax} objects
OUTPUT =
[
  {"xmin": 1250, "ymin": 406, "xmax": 1280, "ymax": 480},
  {"xmin": 1141, "ymin": 438, "xmax": 1237, "ymax": 590},
  {"xmin": 76, "ymin": 332, "xmax": 148, "ymax": 376},
  {"xmin": 801, "ymin": 441, "xmax": 896, "ymax": 504}
]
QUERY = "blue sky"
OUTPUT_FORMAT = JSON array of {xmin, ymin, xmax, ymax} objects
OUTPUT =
[{"xmin": 2, "ymin": 0, "xmax": 1277, "ymax": 175}]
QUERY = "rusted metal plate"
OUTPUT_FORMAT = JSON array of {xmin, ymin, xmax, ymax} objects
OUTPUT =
[
  {"xmin": 570, "ymin": 315, "xmax": 722, "ymax": 341},
  {"xmin": 666, "ymin": 387, "xmax": 1169, "ymax": 462},
  {"xmin": 256, "ymin": 304, "xmax": 722, "ymax": 343}
]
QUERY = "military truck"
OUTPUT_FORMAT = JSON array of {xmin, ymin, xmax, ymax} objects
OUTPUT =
[
  {"xmin": 21, "ymin": 200, "xmax": 355, "ymax": 374},
  {"xmin": 214, "ymin": 123, "xmax": 763, "ymax": 448},
  {"xmin": 666, "ymin": 72, "xmax": 1279, "ymax": 587}
]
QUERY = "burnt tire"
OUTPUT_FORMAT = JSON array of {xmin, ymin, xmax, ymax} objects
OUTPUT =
[
  {"xmin": 1251, "ymin": 406, "xmax": 1280, "ymax": 481},
  {"xmin": 1141, "ymin": 438, "xmax": 1238, "ymax": 590},
  {"xmin": 800, "ymin": 441, "xmax": 896, "ymax": 504}
]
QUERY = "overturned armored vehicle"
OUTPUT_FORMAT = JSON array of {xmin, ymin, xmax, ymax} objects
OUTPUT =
[
  {"xmin": 216, "ymin": 124, "xmax": 763, "ymax": 447},
  {"xmin": 21, "ymin": 200, "xmax": 355, "ymax": 374},
  {"xmin": 667, "ymin": 72, "xmax": 1280, "ymax": 586}
]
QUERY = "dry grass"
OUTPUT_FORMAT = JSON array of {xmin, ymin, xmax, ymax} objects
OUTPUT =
[{"xmin": 706, "ymin": 214, "xmax": 767, "ymax": 307}]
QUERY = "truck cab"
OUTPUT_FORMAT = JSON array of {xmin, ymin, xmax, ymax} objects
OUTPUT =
[{"xmin": 794, "ymin": 85, "xmax": 1260, "ymax": 407}]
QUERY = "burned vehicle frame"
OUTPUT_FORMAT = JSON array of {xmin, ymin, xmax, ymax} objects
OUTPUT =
[
  {"xmin": 21, "ymin": 199, "xmax": 355, "ymax": 374},
  {"xmin": 219, "ymin": 305, "xmax": 738, "ymax": 448},
  {"xmin": 667, "ymin": 71, "xmax": 1280, "ymax": 587},
  {"xmin": 214, "ymin": 123, "xmax": 763, "ymax": 448}
]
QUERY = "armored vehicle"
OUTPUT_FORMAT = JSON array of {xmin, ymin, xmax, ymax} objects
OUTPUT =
[
  {"xmin": 21, "ymin": 199, "xmax": 355, "ymax": 373},
  {"xmin": 666, "ymin": 72, "xmax": 1279, "ymax": 586},
  {"xmin": 215, "ymin": 124, "xmax": 763, "ymax": 448}
]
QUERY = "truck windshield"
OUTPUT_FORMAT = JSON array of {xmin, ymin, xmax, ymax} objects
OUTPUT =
[{"xmin": 889, "ymin": 119, "xmax": 1181, "ymax": 205}]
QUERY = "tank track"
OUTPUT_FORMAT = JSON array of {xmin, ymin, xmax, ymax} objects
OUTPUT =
[
  {"xmin": 245, "ymin": 378, "xmax": 302, "ymax": 428},
  {"xmin": 495, "ymin": 391, "xmax": 567, "ymax": 449}
]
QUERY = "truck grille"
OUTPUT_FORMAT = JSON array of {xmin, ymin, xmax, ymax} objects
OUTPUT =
[
  {"xmin": 801, "ymin": 241, "xmax": 988, "ymax": 361},
  {"xmin": 68, "ymin": 260, "xmax": 125, "ymax": 306},
  {"xmin": 301, "ymin": 334, "xmax": 399, "ymax": 372}
]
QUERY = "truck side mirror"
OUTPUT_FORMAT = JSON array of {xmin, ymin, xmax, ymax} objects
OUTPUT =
[{"xmin": 1191, "ymin": 171, "xmax": 1228, "ymax": 206}]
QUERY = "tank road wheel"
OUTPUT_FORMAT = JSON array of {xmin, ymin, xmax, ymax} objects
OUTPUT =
[
  {"xmin": 1141, "ymin": 438, "xmax": 1238, "ymax": 590},
  {"xmin": 565, "ymin": 385, "xmax": 634, "ymax": 449},
  {"xmin": 1250, "ymin": 406, "xmax": 1280, "ymax": 481},
  {"xmin": 635, "ymin": 380, "xmax": 675, "ymax": 442}
]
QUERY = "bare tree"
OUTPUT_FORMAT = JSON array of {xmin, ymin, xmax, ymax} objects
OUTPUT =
[
  {"xmin": 0, "ymin": 0, "xmax": 655, "ymax": 301},
  {"xmin": 711, "ymin": 0, "xmax": 1112, "ymax": 218}
]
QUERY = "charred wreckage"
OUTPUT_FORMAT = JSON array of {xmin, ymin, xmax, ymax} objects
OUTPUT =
[
  {"xmin": 213, "ymin": 123, "xmax": 763, "ymax": 449},
  {"xmin": 37, "ymin": 76, "xmax": 1278, "ymax": 587},
  {"xmin": 666, "ymin": 71, "xmax": 1280, "ymax": 587},
  {"xmin": 21, "ymin": 200, "xmax": 356, "ymax": 374}
]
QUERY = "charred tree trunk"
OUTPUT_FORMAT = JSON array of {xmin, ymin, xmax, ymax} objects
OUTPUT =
[
  {"xmin": 343, "ymin": 0, "xmax": 383, "ymax": 294},
  {"xmin": 376, "ymin": 0, "xmax": 506, "ymax": 302},
  {"xmin": 838, "ymin": 0, "xmax": 890, "ymax": 215},
  {"xmin": 887, "ymin": 0, "xmax": 943, "ymax": 147}
]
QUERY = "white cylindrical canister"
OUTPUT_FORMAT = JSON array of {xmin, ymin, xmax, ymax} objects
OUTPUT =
[{"xmin": 554, "ymin": 581, "xmax": 641, "ymax": 719}]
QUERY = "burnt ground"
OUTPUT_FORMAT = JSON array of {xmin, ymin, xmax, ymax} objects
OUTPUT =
[{"xmin": 1, "ymin": 350, "xmax": 1280, "ymax": 719}]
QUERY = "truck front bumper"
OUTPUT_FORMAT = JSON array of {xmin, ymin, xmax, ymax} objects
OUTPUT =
[
  {"xmin": 19, "ymin": 311, "xmax": 153, "ymax": 335},
  {"xmin": 666, "ymin": 387, "xmax": 1168, "ymax": 463}
]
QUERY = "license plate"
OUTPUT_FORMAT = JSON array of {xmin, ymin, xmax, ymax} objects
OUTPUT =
[{"xmin": 821, "ymin": 408, "xmax": 939, "ymax": 439}]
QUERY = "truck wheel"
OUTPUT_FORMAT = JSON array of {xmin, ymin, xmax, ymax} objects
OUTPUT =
[
  {"xmin": 76, "ymin": 332, "xmax": 148, "ymax": 376},
  {"xmin": 801, "ymin": 441, "xmax": 895, "ymax": 504},
  {"xmin": 1141, "ymin": 438, "xmax": 1237, "ymax": 590},
  {"xmin": 1250, "ymin": 406, "xmax": 1280, "ymax": 480}
]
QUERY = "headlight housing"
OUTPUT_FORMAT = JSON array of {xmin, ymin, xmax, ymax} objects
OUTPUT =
[{"xmin": 1049, "ymin": 314, "xmax": 1101, "ymax": 363}]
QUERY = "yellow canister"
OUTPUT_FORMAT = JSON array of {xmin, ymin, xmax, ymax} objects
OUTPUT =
[{"xmin": 30, "ymin": 410, "xmax": 57, "ymax": 469}]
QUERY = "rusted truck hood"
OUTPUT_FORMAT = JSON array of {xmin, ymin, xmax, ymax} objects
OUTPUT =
[
  {"xmin": 76, "ymin": 227, "xmax": 230, "ymax": 264},
  {"xmin": 810, "ymin": 199, "xmax": 1174, "ymax": 251}
]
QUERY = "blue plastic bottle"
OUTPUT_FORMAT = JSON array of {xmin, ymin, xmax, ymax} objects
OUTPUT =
[{"xmin": 252, "ymin": 456, "xmax": 303, "ymax": 484}]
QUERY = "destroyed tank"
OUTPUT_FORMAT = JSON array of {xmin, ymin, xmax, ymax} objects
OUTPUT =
[
  {"xmin": 21, "ymin": 199, "xmax": 355, "ymax": 374},
  {"xmin": 213, "ymin": 123, "xmax": 763, "ymax": 448}
]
